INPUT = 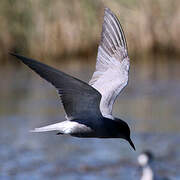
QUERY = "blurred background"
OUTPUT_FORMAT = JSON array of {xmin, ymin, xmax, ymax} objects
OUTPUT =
[{"xmin": 0, "ymin": 0, "xmax": 180, "ymax": 179}]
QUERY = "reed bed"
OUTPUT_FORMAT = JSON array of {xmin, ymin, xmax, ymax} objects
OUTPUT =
[{"xmin": 0, "ymin": 0, "xmax": 179, "ymax": 64}]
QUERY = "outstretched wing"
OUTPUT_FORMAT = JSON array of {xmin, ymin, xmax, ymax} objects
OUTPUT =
[
  {"xmin": 10, "ymin": 53, "xmax": 102, "ymax": 120},
  {"xmin": 89, "ymin": 8, "xmax": 130, "ymax": 119}
]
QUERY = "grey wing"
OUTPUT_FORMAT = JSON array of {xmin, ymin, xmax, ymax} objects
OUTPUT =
[
  {"xmin": 10, "ymin": 53, "xmax": 102, "ymax": 120},
  {"xmin": 89, "ymin": 8, "xmax": 130, "ymax": 119}
]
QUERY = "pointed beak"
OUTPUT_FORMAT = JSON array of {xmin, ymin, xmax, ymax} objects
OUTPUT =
[{"xmin": 128, "ymin": 138, "xmax": 136, "ymax": 151}]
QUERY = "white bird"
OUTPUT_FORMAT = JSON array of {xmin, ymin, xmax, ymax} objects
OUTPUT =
[
  {"xmin": 138, "ymin": 151, "xmax": 169, "ymax": 180},
  {"xmin": 10, "ymin": 8, "xmax": 135, "ymax": 150}
]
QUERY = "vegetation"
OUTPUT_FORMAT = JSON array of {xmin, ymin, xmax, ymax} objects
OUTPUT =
[{"xmin": 0, "ymin": 0, "xmax": 179, "ymax": 64}]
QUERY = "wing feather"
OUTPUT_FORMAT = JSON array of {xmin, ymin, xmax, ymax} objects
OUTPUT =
[
  {"xmin": 89, "ymin": 8, "xmax": 130, "ymax": 119},
  {"xmin": 10, "ymin": 53, "xmax": 102, "ymax": 120}
]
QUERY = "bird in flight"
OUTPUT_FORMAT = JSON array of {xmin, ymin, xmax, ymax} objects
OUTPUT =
[{"xmin": 10, "ymin": 8, "xmax": 135, "ymax": 150}]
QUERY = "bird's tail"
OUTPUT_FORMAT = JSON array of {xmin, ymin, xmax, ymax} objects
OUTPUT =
[{"xmin": 30, "ymin": 122, "xmax": 62, "ymax": 133}]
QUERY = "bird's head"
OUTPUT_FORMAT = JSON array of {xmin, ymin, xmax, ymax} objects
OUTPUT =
[
  {"xmin": 115, "ymin": 118, "xmax": 135, "ymax": 151},
  {"xmin": 138, "ymin": 151, "xmax": 154, "ymax": 167}
]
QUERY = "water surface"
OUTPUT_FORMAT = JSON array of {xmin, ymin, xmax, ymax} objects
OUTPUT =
[{"xmin": 0, "ymin": 56, "xmax": 180, "ymax": 179}]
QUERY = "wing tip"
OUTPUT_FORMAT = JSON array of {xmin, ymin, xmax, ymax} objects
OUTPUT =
[
  {"xmin": 103, "ymin": 7, "xmax": 128, "ymax": 51},
  {"xmin": 104, "ymin": 7, "xmax": 111, "ymax": 13},
  {"xmin": 9, "ymin": 52, "xmax": 35, "ymax": 65},
  {"xmin": 9, "ymin": 52, "xmax": 24, "ymax": 61},
  {"xmin": 9, "ymin": 52, "xmax": 17, "ymax": 57},
  {"xmin": 104, "ymin": 7, "xmax": 115, "ymax": 17}
]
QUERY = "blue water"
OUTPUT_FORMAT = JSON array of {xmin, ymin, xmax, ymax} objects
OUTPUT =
[{"xmin": 0, "ymin": 57, "xmax": 180, "ymax": 179}]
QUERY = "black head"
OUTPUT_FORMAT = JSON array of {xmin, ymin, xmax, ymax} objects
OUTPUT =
[
  {"xmin": 115, "ymin": 118, "xmax": 135, "ymax": 151},
  {"xmin": 142, "ymin": 151, "xmax": 154, "ymax": 162}
]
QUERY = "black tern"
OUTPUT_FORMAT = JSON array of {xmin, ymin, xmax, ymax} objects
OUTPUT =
[
  {"xmin": 10, "ymin": 8, "xmax": 135, "ymax": 150},
  {"xmin": 138, "ymin": 151, "xmax": 169, "ymax": 180}
]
